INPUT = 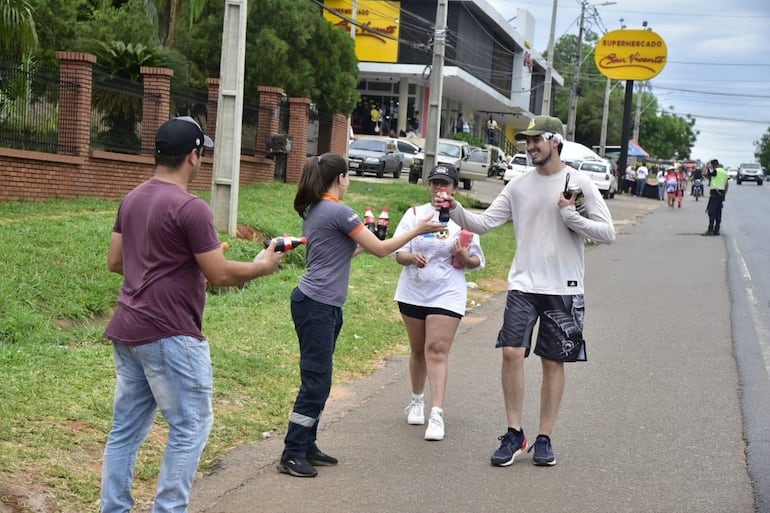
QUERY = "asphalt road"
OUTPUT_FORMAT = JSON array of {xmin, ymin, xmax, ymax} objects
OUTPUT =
[{"xmin": 189, "ymin": 186, "xmax": 754, "ymax": 513}]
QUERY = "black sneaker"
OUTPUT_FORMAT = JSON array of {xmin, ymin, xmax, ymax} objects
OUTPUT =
[
  {"xmin": 307, "ymin": 446, "xmax": 338, "ymax": 466},
  {"xmin": 527, "ymin": 434, "xmax": 556, "ymax": 466},
  {"xmin": 277, "ymin": 453, "xmax": 317, "ymax": 477},
  {"xmin": 702, "ymin": 229, "xmax": 714, "ymax": 236},
  {"xmin": 490, "ymin": 429, "xmax": 528, "ymax": 467}
]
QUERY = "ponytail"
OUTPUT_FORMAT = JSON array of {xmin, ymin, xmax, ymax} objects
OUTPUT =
[{"xmin": 293, "ymin": 153, "xmax": 348, "ymax": 218}]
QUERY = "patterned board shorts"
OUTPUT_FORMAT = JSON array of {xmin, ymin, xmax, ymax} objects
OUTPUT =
[{"xmin": 496, "ymin": 290, "xmax": 586, "ymax": 362}]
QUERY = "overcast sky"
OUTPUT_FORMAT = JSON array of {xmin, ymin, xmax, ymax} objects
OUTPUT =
[{"xmin": 488, "ymin": 0, "xmax": 770, "ymax": 167}]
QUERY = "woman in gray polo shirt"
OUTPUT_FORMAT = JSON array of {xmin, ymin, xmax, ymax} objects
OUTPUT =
[{"xmin": 277, "ymin": 153, "xmax": 443, "ymax": 478}]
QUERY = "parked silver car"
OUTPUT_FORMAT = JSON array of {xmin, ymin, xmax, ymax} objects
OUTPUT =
[
  {"xmin": 736, "ymin": 162, "xmax": 763, "ymax": 185},
  {"xmin": 347, "ymin": 138, "xmax": 403, "ymax": 179}
]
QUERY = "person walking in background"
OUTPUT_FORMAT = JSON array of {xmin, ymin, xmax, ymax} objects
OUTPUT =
[
  {"xmin": 676, "ymin": 166, "xmax": 687, "ymax": 208},
  {"xmin": 278, "ymin": 153, "xmax": 444, "ymax": 478},
  {"xmin": 625, "ymin": 165, "xmax": 636, "ymax": 195},
  {"xmin": 101, "ymin": 117, "xmax": 286, "ymax": 513},
  {"xmin": 370, "ymin": 103, "xmax": 381, "ymax": 134},
  {"xmin": 487, "ymin": 115, "xmax": 499, "ymax": 145},
  {"xmin": 395, "ymin": 164, "xmax": 485, "ymax": 442},
  {"xmin": 443, "ymin": 116, "xmax": 615, "ymax": 468},
  {"xmin": 703, "ymin": 158, "xmax": 729, "ymax": 236},
  {"xmin": 656, "ymin": 167, "xmax": 665, "ymax": 201},
  {"xmin": 635, "ymin": 163, "xmax": 648, "ymax": 197},
  {"xmin": 664, "ymin": 167, "xmax": 679, "ymax": 209}
]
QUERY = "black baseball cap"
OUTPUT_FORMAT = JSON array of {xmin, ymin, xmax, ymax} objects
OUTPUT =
[
  {"xmin": 155, "ymin": 116, "xmax": 214, "ymax": 156},
  {"xmin": 427, "ymin": 163, "xmax": 459, "ymax": 185}
]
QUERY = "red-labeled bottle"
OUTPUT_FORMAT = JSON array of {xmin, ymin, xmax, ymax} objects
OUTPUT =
[
  {"xmin": 254, "ymin": 235, "xmax": 307, "ymax": 261},
  {"xmin": 265, "ymin": 236, "xmax": 307, "ymax": 252},
  {"xmin": 377, "ymin": 207, "xmax": 390, "ymax": 241},
  {"xmin": 439, "ymin": 186, "xmax": 451, "ymax": 223},
  {"xmin": 364, "ymin": 205, "xmax": 376, "ymax": 234}
]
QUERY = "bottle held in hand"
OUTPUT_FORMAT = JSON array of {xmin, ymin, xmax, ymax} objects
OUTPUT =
[
  {"xmin": 438, "ymin": 186, "xmax": 451, "ymax": 224},
  {"xmin": 364, "ymin": 205, "xmax": 376, "ymax": 234},
  {"xmin": 254, "ymin": 235, "xmax": 307, "ymax": 261},
  {"xmin": 377, "ymin": 207, "xmax": 390, "ymax": 241}
]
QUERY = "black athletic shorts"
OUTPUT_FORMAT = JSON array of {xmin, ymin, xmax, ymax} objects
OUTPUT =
[
  {"xmin": 496, "ymin": 290, "xmax": 586, "ymax": 362},
  {"xmin": 397, "ymin": 302, "xmax": 463, "ymax": 320}
]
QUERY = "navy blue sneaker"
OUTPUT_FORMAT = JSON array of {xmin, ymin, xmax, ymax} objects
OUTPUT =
[
  {"xmin": 527, "ymin": 434, "xmax": 556, "ymax": 466},
  {"xmin": 490, "ymin": 430, "xmax": 528, "ymax": 467}
]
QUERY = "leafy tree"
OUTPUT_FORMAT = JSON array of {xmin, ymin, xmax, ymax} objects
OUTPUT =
[
  {"xmin": 75, "ymin": 0, "xmax": 158, "ymax": 49},
  {"xmin": 144, "ymin": 0, "xmax": 208, "ymax": 48},
  {"xmin": 754, "ymin": 128, "xmax": 770, "ymax": 170},
  {"xmin": 175, "ymin": 0, "xmax": 359, "ymax": 115},
  {"xmin": 244, "ymin": 0, "xmax": 358, "ymax": 114},
  {"xmin": 0, "ymin": 0, "xmax": 38, "ymax": 57}
]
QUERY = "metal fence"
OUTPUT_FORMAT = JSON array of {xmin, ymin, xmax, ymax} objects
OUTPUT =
[
  {"xmin": 0, "ymin": 60, "xmax": 307, "ymax": 159},
  {"xmin": 90, "ymin": 65, "xmax": 144, "ymax": 155},
  {"xmin": 0, "ymin": 61, "xmax": 65, "ymax": 154}
]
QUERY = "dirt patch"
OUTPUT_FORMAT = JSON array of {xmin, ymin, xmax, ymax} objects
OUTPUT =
[{"xmin": 0, "ymin": 483, "xmax": 58, "ymax": 513}]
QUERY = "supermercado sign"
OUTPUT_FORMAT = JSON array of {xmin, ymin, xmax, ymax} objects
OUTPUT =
[
  {"xmin": 323, "ymin": 0, "xmax": 400, "ymax": 64},
  {"xmin": 594, "ymin": 29, "xmax": 667, "ymax": 80}
]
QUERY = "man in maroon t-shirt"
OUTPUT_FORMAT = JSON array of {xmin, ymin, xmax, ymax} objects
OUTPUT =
[{"xmin": 100, "ymin": 117, "xmax": 285, "ymax": 513}]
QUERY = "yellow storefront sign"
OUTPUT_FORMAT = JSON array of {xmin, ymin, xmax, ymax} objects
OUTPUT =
[
  {"xmin": 323, "ymin": 0, "xmax": 401, "ymax": 63},
  {"xmin": 594, "ymin": 29, "xmax": 667, "ymax": 80}
]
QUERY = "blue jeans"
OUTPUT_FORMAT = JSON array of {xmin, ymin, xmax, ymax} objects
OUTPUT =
[
  {"xmin": 657, "ymin": 183, "xmax": 665, "ymax": 200},
  {"xmin": 284, "ymin": 288, "xmax": 342, "ymax": 458},
  {"xmin": 636, "ymin": 179, "xmax": 646, "ymax": 197},
  {"xmin": 101, "ymin": 336, "xmax": 214, "ymax": 513}
]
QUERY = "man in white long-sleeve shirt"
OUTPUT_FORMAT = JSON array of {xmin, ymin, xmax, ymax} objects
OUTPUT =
[{"xmin": 446, "ymin": 115, "xmax": 615, "ymax": 468}]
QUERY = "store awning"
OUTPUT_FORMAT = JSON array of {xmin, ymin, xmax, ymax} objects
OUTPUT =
[{"xmin": 628, "ymin": 139, "xmax": 649, "ymax": 158}]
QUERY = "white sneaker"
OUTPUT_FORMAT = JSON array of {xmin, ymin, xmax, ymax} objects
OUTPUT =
[
  {"xmin": 404, "ymin": 398, "xmax": 424, "ymax": 425},
  {"xmin": 424, "ymin": 407, "xmax": 445, "ymax": 441}
]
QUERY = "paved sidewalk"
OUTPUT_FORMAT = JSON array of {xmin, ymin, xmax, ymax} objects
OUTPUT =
[{"xmin": 190, "ymin": 194, "xmax": 753, "ymax": 513}]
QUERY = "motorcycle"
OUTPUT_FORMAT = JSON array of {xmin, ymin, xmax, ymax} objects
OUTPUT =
[{"xmin": 692, "ymin": 178, "xmax": 704, "ymax": 201}]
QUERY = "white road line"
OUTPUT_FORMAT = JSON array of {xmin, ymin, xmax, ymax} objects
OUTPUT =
[{"xmin": 732, "ymin": 237, "xmax": 770, "ymax": 372}]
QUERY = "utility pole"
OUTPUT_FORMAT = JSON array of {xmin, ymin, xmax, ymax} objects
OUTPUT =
[
  {"xmin": 541, "ymin": 0, "xmax": 559, "ymax": 115},
  {"xmin": 633, "ymin": 80, "xmax": 644, "ymax": 141},
  {"xmin": 599, "ymin": 76, "xmax": 611, "ymax": 156},
  {"xmin": 421, "ymin": 0, "xmax": 448, "ymax": 179},
  {"xmin": 210, "ymin": 0, "xmax": 247, "ymax": 235},
  {"xmin": 565, "ymin": 0, "xmax": 586, "ymax": 141}
]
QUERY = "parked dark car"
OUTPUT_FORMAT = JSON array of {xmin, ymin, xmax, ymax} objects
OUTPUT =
[{"xmin": 347, "ymin": 138, "xmax": 403, "ymax": 178}]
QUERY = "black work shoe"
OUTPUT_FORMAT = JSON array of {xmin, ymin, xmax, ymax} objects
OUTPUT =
[
  {"xmin": 277, "ymin": 454, "xmax": 317, "ymax": 477},
  {"xmin": 701, "ymin": 229, "xmax": 714, "ymax": 236},
  {"xmin": 307, "ymin": 447, "xmax": 338, "ymax": 466}
]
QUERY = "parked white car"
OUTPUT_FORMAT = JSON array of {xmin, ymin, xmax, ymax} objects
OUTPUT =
[
  {"xmin": 503, "ymin": 153, "xmax": 534, "ymax": 184},
  {"xmin": 577, "ymin": 160, "xmax": 616, "ymax": 199}
]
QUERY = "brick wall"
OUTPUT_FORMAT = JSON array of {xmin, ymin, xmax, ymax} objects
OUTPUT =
[{"xmin": 0, "ymin": 53, "xmax": 347, "ymax": 203}]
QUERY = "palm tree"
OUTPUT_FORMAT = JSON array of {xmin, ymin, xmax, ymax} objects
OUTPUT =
[
  {"xmin": 144, "ymin": 0, "xmax": 208, "ymax": 48},
  {"xmin": 0, "ymin": 0, "xmax": 38, "ymax": 56}
]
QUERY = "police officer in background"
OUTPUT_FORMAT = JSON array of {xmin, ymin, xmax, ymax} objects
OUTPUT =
[{"xmin": 703, "ymin": 158, "xmax": 729, "ymax": 236}]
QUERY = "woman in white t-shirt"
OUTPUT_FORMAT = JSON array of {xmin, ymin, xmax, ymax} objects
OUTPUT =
[{"xmin": 394, "ymin": 163, "xmax": 485, "ymax": 442}]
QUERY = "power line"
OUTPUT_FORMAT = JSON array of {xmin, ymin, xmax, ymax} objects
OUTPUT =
[{"xmin": 667, "ymin": 61, "xmax": 770, "ymax": 67}]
